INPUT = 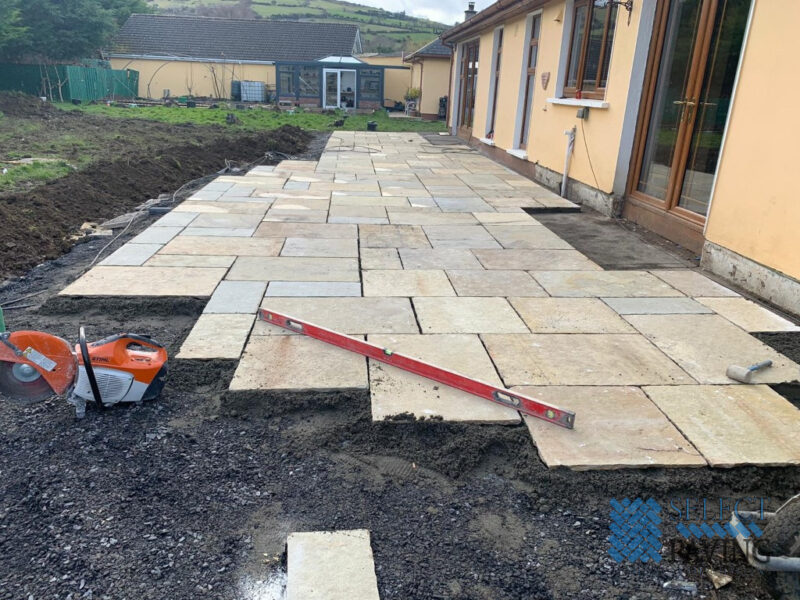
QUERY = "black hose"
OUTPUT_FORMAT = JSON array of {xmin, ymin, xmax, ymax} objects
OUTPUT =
[{"xmin": 79, "ymin": 327, "xmax": 103, "ymax": 410}]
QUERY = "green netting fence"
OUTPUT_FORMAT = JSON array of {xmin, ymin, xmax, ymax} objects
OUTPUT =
[{"xmin": 0, "ymin": 63, "xmax": 138, "ymax": 102}]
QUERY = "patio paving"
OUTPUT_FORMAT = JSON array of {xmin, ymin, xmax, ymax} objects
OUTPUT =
[{"xmin": 59, "ymin": 131, "xmax": 800, "ymax": 470}]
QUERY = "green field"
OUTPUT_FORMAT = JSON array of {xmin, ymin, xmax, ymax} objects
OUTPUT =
[
  {"xmin": 62, "ymin": 103, "xmax": 447, "ymax": 132},
  {"xmin": 148, "ymin": 0, "xmax": 448, "ymax": 53}
]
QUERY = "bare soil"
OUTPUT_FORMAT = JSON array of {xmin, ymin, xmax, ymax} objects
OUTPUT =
[{"xmin": 0, "ymin": 93, "xmax": 312, "ymax": 278}]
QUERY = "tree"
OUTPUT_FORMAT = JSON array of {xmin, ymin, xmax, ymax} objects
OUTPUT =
[
  {"xmin": 0, "ymin": 0, "xmax": 28, "ymax": 58},
  {"xmin": 0, "ymin": 0, "xmax": 151, "ymax": 62}
]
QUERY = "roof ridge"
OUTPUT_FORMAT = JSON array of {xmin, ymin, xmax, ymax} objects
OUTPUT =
[{"xmin": 128, "ymin": 13, "xmax": 359, "ymax": 27}]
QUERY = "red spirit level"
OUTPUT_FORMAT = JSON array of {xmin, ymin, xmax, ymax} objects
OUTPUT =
[{"xmin": 259, "ymin": 309, "xmax": 575, "ymax": 429}]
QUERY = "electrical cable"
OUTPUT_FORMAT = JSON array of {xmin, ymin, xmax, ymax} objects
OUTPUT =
[{"xmin": 579, "ymin": 119, "xmax": 601, "ymax": 191}]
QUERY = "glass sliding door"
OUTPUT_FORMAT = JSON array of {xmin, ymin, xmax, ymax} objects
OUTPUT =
[{"xmin": 629, "ymin": 0, "xmax": 751, "ymax": 229}]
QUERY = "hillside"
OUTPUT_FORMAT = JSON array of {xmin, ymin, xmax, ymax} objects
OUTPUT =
[{"xmin": 146, "ymin": 0, "xmax": 449, "ymax": 53}]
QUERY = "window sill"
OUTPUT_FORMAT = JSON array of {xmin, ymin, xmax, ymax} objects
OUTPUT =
[
  {"xmin": 479, "ymin": 137, "xmax": 495, "ymax": 147},
  {"xmin": 506, "ymin": 148, "xmax": 528, "ymax": 160},
  {"xmin": 547, "ymin": 97, "xmax": 609, "ymax": 109}
]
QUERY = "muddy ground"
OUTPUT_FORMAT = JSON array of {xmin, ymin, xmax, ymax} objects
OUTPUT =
[
  {"xmin": 2, "ymin": 193, "xmax": 800, "ymax": 599},
  {"xmin": 0, "ymin": 93, "xmax": 313, "ymax": 278}
]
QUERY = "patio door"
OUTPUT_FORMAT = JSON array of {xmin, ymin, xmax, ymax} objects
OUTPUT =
[
  {"xmin": 625, "ymin": 0, "xmax": 750, "ymax": 250},
  {"xmin": 458, "ymin": 39, "xmax": 480, "ymax": 137},
  {"xmin": 324, "ymin": 69, "xmax": 340, "ymax": 108}
]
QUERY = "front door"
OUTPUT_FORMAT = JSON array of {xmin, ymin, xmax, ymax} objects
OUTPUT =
[
  {"xmin": 324, "ymin": 69, "xmax": 340, "ymax": 109},
  {"xmin": 625, "ymin": 0, "xmax": 750, "ymax": 251},
  {"xmin": 458, "ymin": 39, "xmax": 480, "ymax": 138}
]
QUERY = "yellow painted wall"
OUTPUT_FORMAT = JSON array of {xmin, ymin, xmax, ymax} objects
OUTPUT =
[
  {"xmin": 705, "ymin": 1, "xmax": 800, "ymax": 279},
  {"xmin": 110, "ymin": 58, "xmax": 275, "ymax": 99},
  {"xmin": 360, "ymin": 55, "xmax": 411, "ymax": 104},
  {"xmin": 448, "ymin": 0, "xmax": 644, "ymax": 194},
  {"xmin": 417, "ymin": 57, "xmax": 451, "ymax": 116}
]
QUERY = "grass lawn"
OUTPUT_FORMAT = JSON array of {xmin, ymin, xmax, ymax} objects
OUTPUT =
[
  {"xmin": 0, "ymin": 160, "xmax": 74, "ymax": 191},
  {"xmin": 61, "ymin": 103, "xmax": 448, "ymax": 133}
]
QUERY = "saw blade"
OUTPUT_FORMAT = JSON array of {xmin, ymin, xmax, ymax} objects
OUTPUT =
[{"xmin": 0, "ymin": 360, "xmax": 55, "ymax": 403}]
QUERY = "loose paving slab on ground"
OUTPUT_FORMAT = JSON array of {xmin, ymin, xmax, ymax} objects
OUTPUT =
[
  {"xmin": 61, "ymin": 266, "xmax": 226, "ymax": 296},
  {"xmin": 625, "ymin": 314, "xmax": 800, "ymax": 384},
  {"xmin": 177, "ymin": 313, "xmax": 254, "ymax": 359},
  {"xmin": 651, "ymin": 269, "xmax": 739, "ymax": 297},
  {"xmin": 203, "ymin": 281, "xmax": 266, "ymax": 314},
  {"xmin": 483, "ymin": 333, "xmax": 695, "ymax": 386},
  {"xmin": 227, "ymin": 257, "xmax": 360, "ymax": 282},
  {"xmin": 695, "ymin": 297, "xmax": 800, "ymax": 332},
  {"xmin": 159, "ymin": 236, "xmax": 283, "ymax": 257},
  {"xmin": 286, "ymin": 530, "xmax": 380, "ymax": 600},
  {"xmin": 519, "ymin": 386, "xmax": 706, "ymax": 469},
  {"xmin": 369, "ymin": 334, "xmax": 520, "ymax": 423},
  {"xmin": 99, "ymin": 243, "xmax": 162, "ymax": 266},
  {"xmin": 643, "ymin": 385, "xmax": 800, "ymax": 467}
]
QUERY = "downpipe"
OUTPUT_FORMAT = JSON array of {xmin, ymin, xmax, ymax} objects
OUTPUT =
[{"xmin": 561, "ymin": 126, "xmax": 576, "ymax": 198}]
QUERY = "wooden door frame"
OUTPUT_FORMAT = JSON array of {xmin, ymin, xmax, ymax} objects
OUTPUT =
[
  {"xmin": 623, "ymin": 0, "xmax": 720, "ymax": 250},
  {"xmin": 457, "ymin": 38, "xmax": 480, "ymax": 138}
]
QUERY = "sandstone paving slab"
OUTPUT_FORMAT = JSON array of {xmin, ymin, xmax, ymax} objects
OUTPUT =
[
  {"xmin": 99, "ymin": 243, "xmax": 161, "ymax": 266},
  {"xmin": 182, "ymin": 227, "xmax": 257, "ymax": 237},
  {"xmin": 360, "ymin": 248, "xmax": 401, "ymax": 269},
  {"xmin": 369, "ymin": 334, "xmax": 520, "ymax": 423},
  {"xmin": 472, "ymin": 212, "xmax": 535, "ymax": 225},
  {"xmin": 331, "ymin": 196, "xmax": 409, "ymax": 207},
  {"xmin": 188, "ymin": 190, "xmax": 221, "ymax": 201},
  {"xmin": 519, "ymin": 386, "xmax": 706, "ymax": 469},
  {"xmin": 446, "ymin": 270, "xmax": 547, "ymax": 297},
  {"xmin": 695, "ymin": 297, "xmax": 800, "ymax": 332},
  {"xmin": 602, "ymin": 297, "xmax": 713, "ymax": 315},
  {"xmin": 359, "ymin": 224, "xmax": 430, "ymax": 248},
  {"xmin": 281, "ymin": 237, "xmax": 359, "ymax": 258},
  {"xmin": 435, "ymin": 197, "xmax": 493, "ymax": 212},
  {"xmin": 387, "ymin": 211, "xmax": 477, "ymax": 225},
  {"xmin": 131, "ymin": 226, "xmax": 183, "ymax": 245},
  {"xmin": 486, "ymin": 224, "xmax": 573, "ymax": 250},
  {"xmin": 651, "ymin": 270, "xmax": 739, "ymax": 297},
  {"xmin": 475, "ymin": 249, "xmax": 600, "ymax": 271},
  {"xmin": 254, "ymin": 222, "xmax": 357, "ymax": 238},
  {"xmin": 160, "ymin": 236, "xmax": 283, "ymax": 257},
  {"xmin": 228, "ymin": 257, "xmax": 359, "ymax": 282},
  {"xmin": 363, "ymin": 269, "xmax": 454, "ymax": 297},
  {"xmin": 177, "ymin": 314, "xmax": 254, "ymax": 359},
  {"xmin": 230, "ymin": 335, "xmax": 367, "ymax": 391},
  {"xmin": 152, "ymin": 211, "xmax": 198, "ymax": 227},
  {"xmin": 174, "ymin": 201, "xmax": 270, "ymax": 214},
  {"xmin": 399, "ymin": 248, "xmax": 483, "ymax": 270},
  {"xmin": 643, "ymin": 385, "xmax": 800, "ymax": 467},
  {"xmin": 624, "ymin": 314, "xmax": 800, "ymax": 384},
  {"xmin": 329, "ymin": 205, "xmax": 387, "ymax": 219},
  {"xmin": 265, "ymin": 281, "xmax": 361, "ymax": 297},
  {"xmin": 264, "ymin": 210, "xmax": 328, "ymax": 223},
  {"xmin": 63, "ymin": 266, "xmax": 226, "ymax": 297},
  {"xmin": 286, "ymin": 530, "xmax": 379, "ymax": 600},
  {"xmin": 532, "ymin": 270, "xmax": 683, "ymax": 297},
  {"xmin": 272, "ymin": 198, "xmax": 330, "ymax": 211},
  {"xmin": 482, "ymin": 333, "xmax": 695, "ymax": 386},
  {"xmin": 509, "ymin": 298, "xmax": 635, "ymax": 333},
  {"xmin": 422, "ymin": 225, "xmax": 495, "ymax": 241},
  {"xmin": 191, "ymin": 212, "xmax": 265, "ymax": 228},
  {"xmin": 413, "ymin": 297, "xmax": 528, "ymax": 333},
  {"xmin": 256, "ymin": 297, "xmax": 418, "ymax": 334},
  {"xmin": 203, "ymin": 281, "xmax": 266, "ymax": 314},
  {"xmin": 144, "ymin": 254, "xmax": 236, "ymax": 268}
]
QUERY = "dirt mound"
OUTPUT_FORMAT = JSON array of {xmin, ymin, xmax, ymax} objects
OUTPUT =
[
  {"xmin": 0, "ymin": 91, "xmax": 59, "ymax": 118},
  {"xmin": 0, "ymin": 125, "xmax": 311, "ymax": 278}
]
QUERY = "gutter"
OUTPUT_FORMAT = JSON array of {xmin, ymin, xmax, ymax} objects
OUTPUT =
[
  {"xmin": 442, "ymin": 0, "xmax": 545, "ymax": 44},
  {"xmin": 108, "ymin": 53, "xmax": 275, "ymax": 66}
]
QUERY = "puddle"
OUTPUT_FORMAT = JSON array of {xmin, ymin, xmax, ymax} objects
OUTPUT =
[{"xmin": 237, "ymin": 570, "xmax": 287, "ymax": 600}]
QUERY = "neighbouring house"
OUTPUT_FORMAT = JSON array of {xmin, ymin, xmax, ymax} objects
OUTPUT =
[
  {"xmin": 442, "ymin": 0, "xmax": 800, "ymax": 315},
  {"xmin": 358, "ymin": 52, "xmax": 412, "ymax": 109},
  {"xmin": 404, "ymin": 37, "xmax": 452, "ymax": 120},
  {"xmin": 109, "ymin": 14, "xmax": 392, "ymax": 110}
]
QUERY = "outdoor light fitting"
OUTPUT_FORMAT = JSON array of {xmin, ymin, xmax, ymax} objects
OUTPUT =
[{"xmin": 594, "ymin": 0, "xmax": 633, "ymax": 24}]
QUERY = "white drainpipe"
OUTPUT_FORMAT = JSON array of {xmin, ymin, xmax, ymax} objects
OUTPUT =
[{"xmin": 561, "ymin": 126, "xmax": 576, "ymax": 198}]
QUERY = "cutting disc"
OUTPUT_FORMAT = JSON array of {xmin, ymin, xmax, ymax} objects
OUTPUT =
[{"xmin": 0, "ymin": 360, "xmax": 55, "ymax": 403}]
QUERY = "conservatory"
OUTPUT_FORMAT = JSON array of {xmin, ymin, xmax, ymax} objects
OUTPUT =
[{"xmin": 276, "ymin": 57, "xmax": 385, "ymax": 110}]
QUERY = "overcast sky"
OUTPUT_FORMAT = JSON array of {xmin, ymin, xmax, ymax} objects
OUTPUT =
[{"xmin": 356, "ymin": 0, "xmax": 494, "ymax": 27}]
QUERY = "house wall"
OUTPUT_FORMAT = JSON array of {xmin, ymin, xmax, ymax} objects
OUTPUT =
[
  {"xmin": 414, "ymin": 57, "xmax": 451, "ymax": 118},
  {"xmin": 704, "ymin": 0, "xmax": 800, "ymax": 283},
  {"xmin": 448, "ymin": 0, "xmax": 646, "ymax": 209},
  {"xmin": 109, "ymin": 58, "xmax": 275, "ymax": 99},
  {"xmin": 359, "ymin": 55, "xmax": 411, "ymax": 105}
]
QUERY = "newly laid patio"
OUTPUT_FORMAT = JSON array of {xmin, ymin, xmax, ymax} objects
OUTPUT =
[{"xmin": 61, "ymin": 132, "xmax": 800, "ymax": 469}]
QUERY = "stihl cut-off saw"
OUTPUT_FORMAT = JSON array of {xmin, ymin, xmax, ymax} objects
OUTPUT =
[{"xmin": 0, "ymin": 327, "xmax": 168, "ymax": 417}]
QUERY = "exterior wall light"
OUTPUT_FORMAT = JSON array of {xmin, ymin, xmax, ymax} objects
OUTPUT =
[{"xmin": 594, "ymin": 0, "xmax": 633, "ymax": 24}]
